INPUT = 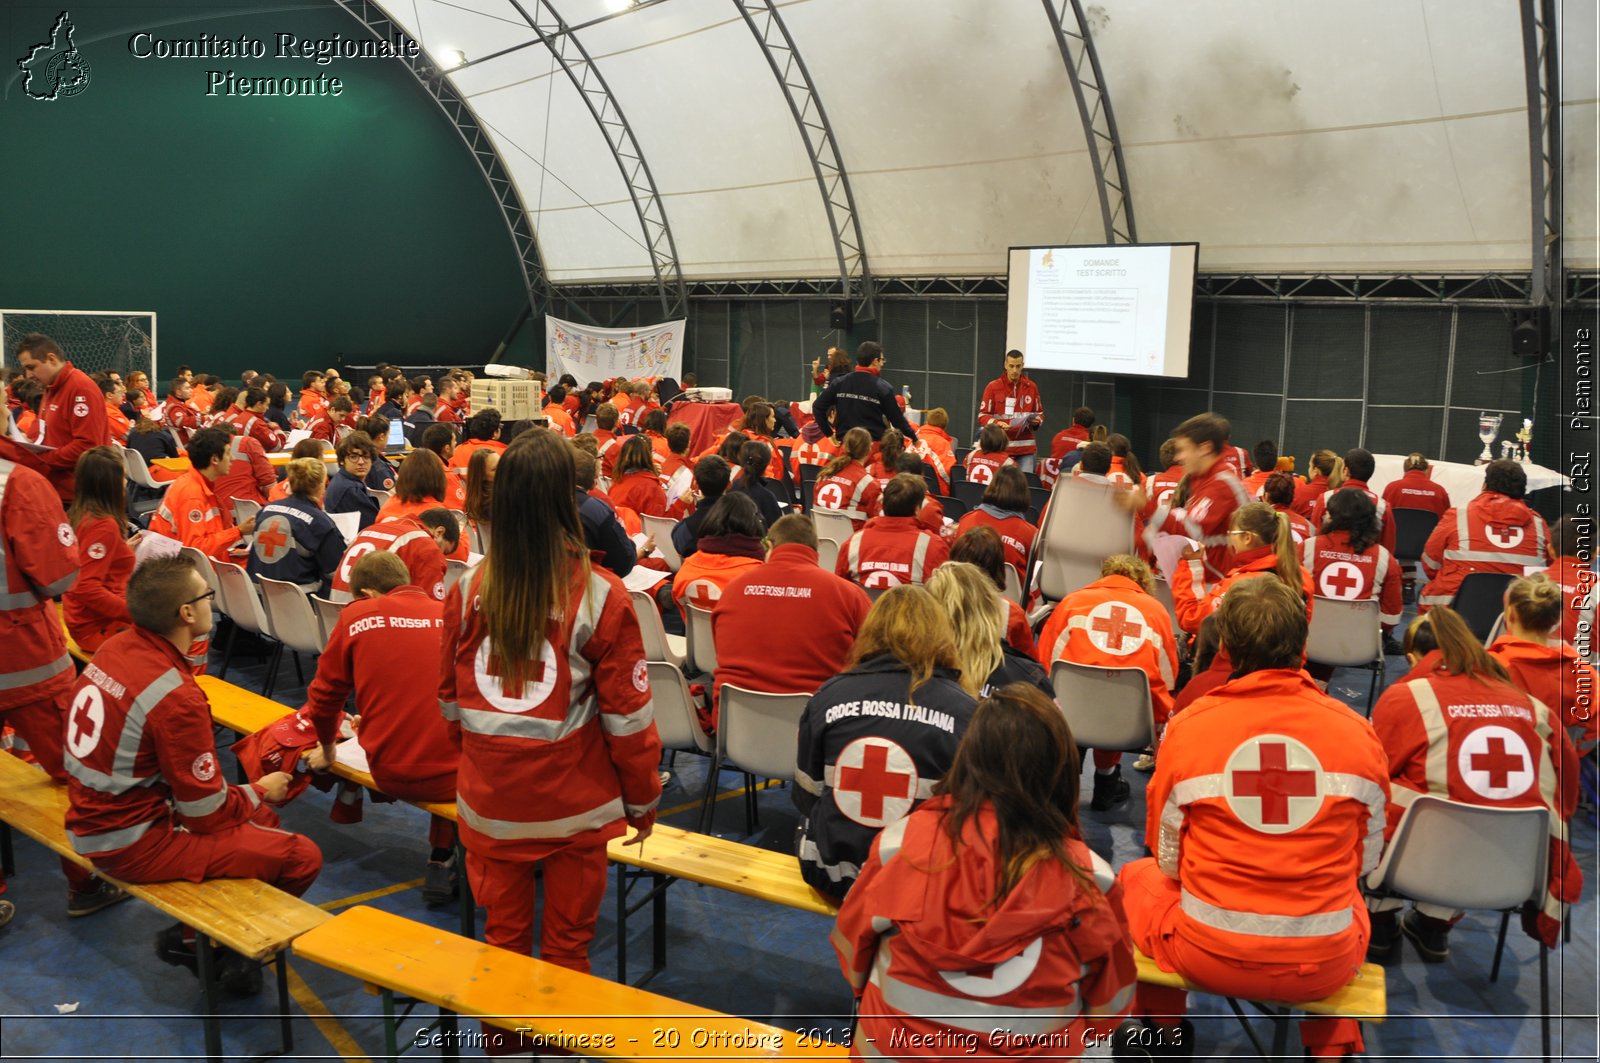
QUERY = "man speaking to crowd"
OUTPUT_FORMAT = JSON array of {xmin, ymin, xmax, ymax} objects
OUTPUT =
[{"xmin": 812, "ymin": 342, "xmax": 916, "ymax": 443}]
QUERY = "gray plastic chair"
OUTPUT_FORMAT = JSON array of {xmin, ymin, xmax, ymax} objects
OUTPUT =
[
  {"xmin": 699, "ymin": 683, "xmax": 809, "ymax": 835},
  {"xmin": 1049, "ymin": 659, "xmax": 1157, "ymax": 754},
  {"xmin": 1305, "ymin": 596, "xmax": 1386, "ymax": 713}
]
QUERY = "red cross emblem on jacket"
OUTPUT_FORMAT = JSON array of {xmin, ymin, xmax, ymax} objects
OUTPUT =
[
  {"xmin": 834, "ymin": 737, "xmax": 917, "ymax": 827},
  {"xmin": 254, "ymin": 515, "xmax": 293, "ymax": 565},
  {"xmin": 1457, "ymin": 725, "xmax": 1534, "ymax": 800},
  {"xmin": 1223, "ymin": 735, "xmax": 1325, "ymax": 833},
  {"xmin": 1318, "ymin": 562, "xmax": 1363, "ymax": 599},
  {"xmin": 1087, "ymin": 602, "xmax": 1146, "ymax": 654}
]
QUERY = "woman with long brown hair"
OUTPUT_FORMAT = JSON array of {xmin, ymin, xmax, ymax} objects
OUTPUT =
[
  {"xmin": 813, "ymin": 426, "xmax": 881, "ymax": 530},
  {"xmin": 833, "ymin": 683, "xmax": 1135, "ymax": 1055},
  {"xmin": 1172, "ymin": 500, "xmax": 1312, "ymax": 637},
  {"xmin": 794, "ymin": 585, "xmax": 974, "ymax": 901},
  {"xmin": 461, "ymin": 446, "xmax": 498, "ymax": 554},
  {"xmin": 63, "ymin": 446, "xmax": 135, "ymax": 652},
  {"xmin": 608, "ymin": 434, "xmax": 673, "ymax": 519},
  {"xmin": 439, "ymin": 431, "xmax": 661, "ymax": 1051}
]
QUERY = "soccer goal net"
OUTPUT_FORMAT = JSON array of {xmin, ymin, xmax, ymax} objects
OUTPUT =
[{"xmin": 1, "ymin": 309, "xmax": 157, "ymax": 384}]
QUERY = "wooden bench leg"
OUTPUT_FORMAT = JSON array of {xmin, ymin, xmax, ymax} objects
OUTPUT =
[{"xmin": 198, "ymin": 937, "xmax": 223, "ymax": 1063}]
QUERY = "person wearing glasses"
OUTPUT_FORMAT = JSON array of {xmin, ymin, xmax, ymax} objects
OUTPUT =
[
  {"xmin": 1172, "ymin": 502, "xmax": 1313, "ymax": 644},
  {"xmin": 811, "ymin": 340, "xmax": 917, "ymax": 443},
  {"xmin": 63, "ymin": 555, "xmax": 322, "ymax": 995},
  {"xmin": 326, "ymin": 431, "xmax": 382, "ymax": 530}
]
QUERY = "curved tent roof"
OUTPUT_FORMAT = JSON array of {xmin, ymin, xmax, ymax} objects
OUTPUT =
[{"xmin": 366, "ymin": 0, "xmax": 1596, "ymax": 285}]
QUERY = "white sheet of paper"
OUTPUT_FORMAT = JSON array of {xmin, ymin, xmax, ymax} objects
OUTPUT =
[
  {"xmin": 132, "ymin": 530, "xmax": 184, "ymax": 564},
  {"xmin": 622, "ymin": 566, "xmax": 671, "ymax": 593},
  {"xmin": 284, "ymin": 429, "xmax": 313, "ymax": 449},
  {"xmin": 329, "ymin": 510, "xmax": 361, "ymax": 546},
  {"xmin": 467, "ymin": 552, "xmax": 484, "ymax": 566},
  {"xmin": 334, "ymin": 737, "xmax": 370, "ymax": 774}
]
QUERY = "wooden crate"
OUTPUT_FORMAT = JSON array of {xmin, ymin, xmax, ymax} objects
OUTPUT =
[{"xmin": 474, "ymin": 377, "xmax": 544, "ymax": 421}]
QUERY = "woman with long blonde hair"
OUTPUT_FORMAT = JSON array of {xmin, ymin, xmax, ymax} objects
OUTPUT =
[
  {"xmin": 926, "ymin": 562, "xmax": 1051, "ymax": 699},
  {"xmin": 794, "ymin": 585, "xmax": 975, "ymax": 901},
  {"xmin": 1489, "ymin": 573, "xmax": 1599, "ymax": 745}
]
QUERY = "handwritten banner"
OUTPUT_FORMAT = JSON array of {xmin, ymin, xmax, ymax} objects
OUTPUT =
[{"xmin": 546, "ymin": 315, "xmax": 684, "ymax": 383}]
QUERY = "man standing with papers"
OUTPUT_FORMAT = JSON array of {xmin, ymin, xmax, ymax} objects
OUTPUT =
[
  {"xmin": 12, "ymin": 333, "xmax": 110, "ymax": 503},
  {"xmin": 977, "ymin": 349, "xmax": 1043, "ymax": 472}
]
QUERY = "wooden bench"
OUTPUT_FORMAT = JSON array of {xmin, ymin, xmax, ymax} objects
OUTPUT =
[
  {"xmin": 1132, "ymin": 946, "xmax": 1386, "ymax": 1058},
  {"xmin": 0, "ymin": 753, "xmax": 329, "ymax": 1062},
  {"xmin": 295, "ymin": 904, "xmax": 847, "ymax": 1063}
]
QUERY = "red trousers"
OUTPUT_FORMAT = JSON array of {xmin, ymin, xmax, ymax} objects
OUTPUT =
[
  {"xmin": 3, "ymin": 690, "xmax": 95, "ymax": 891},
  {"xmin": 1118, "ymin": 857, "xmax": 1366, "ymax": 1058},
  {"xmin": 371, "ymin": 768, "xmax": 457, "ymax": 851},
  {"xmin": 92, "ymin": 805, "xmax": 322, "ymax": 898},
  {"xmin": 466, "ymin": 840, "xmax": 609, "ymax": 1057}
]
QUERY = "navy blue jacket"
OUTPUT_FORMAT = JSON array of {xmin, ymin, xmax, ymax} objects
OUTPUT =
[{"xmin": 324, "ymin": 468, "xmax": 380, "ymax": 530}]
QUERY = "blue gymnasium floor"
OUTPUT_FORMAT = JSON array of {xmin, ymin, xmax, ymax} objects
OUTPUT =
[{"xmin": 1, "ymin": 620, "xmax": 1596, "ymax": 1062}]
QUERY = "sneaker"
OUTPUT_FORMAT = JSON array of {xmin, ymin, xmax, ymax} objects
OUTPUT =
[
  {"xmin": 1090, "ymin": 766, "xmax": 1132, "ymax": 812},
  {"xmin": 0, "ymin": 899, "xmax": 14, "ymax": 930},
  {"xmin": 67, "ymin": 881, "xmax": 130, "ymax": 918},
  {"xmin": 1133, "ymin": 752, "xmax": 1157, "ymax": 773},
  {"xmin": 217, "ymin": 948, "xmax": 263, "ymax": 996},
  {"xmin": 154, "ymin": 924, "xmax": 198, "ymax": 975},
  {"xmin": 422, "ymin": 854, "xmax": 459, "ymax": 907},
  {"xmin": 1401, "ymin": 910, "xmax": 1451, "ymax": 963},
  {"xmin": 1367, "ymin": 912, "xmax": 1400, "ymax": 960},
  {"xmin": 1381, "ymin": 634, "xmax": 1406, "ymax": 657}
]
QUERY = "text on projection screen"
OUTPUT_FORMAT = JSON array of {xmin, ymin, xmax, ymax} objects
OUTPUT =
[{"xmin": 1005, "ymin": 244, "xmax": 1196, "ymax": 378}]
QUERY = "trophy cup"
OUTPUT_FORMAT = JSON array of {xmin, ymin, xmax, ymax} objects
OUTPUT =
[
  {"xmin": 1516, "ymin": 418, "xmax": 1533, "ymax": 464},
  {"xmin": 1501, "ymin": 440, "xmax": 1516, "ymax": 461},
  {"xmin": 1477, "ymin": 412, "xmax": 1503, "ymax": 465}
]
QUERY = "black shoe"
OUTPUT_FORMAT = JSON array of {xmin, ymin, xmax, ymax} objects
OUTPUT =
[
  {"xmin": 67, "ymin": 880, "xmax": 130, "ymax": 917},
  {"xmin": 1401, "ymin": 910, "xmax": 1450, "ymax": 963},
  {"xmin": 217, "ymin": 948, "xmax": 263, "ymax": 996},
  {"xmin": 1090, "ymin": 766, "xmax": 1132, "ymax": 812},
  {"xmin": 154, "ymin": 924, "xmax": 198, "ymax": 976},
  {"xmin": 1367, "ymin": 912, "xmax": 1400, "ymax": 960},
  {"xmin": 1382, "ymin": 634, "xmax": 1406, "ymax": 657}
]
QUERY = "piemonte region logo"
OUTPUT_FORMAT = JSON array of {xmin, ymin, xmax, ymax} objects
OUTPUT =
[{"xmin": 18, "ymin": 11, "xmax": 92, "ymax": 101}]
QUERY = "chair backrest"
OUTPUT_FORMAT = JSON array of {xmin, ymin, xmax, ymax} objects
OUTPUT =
[
  {"xmin": 1029, "ymin": 485, "xmax": 1052, "ymax": 513},
  {"xmin": 232, "ymin": 498, "xmax": 262, "ymax": 527},
  {"xmin": 798, "ymin": 464, "xmax": 821, "ymax": 514},
  {"xmin": 1392, "ymin": 507, "xmax": 1440, "ymax": 561},
  {"xmin": 212, "ymin": 560, "xmax": 272, "ymax": 637},
  {"xmin": 811, "ymin": 509, "xmax": 854, "ymax": 549},
  {"xmin": 1452, "ymin": 572, "xmax": 1518, "ymax": 643},
  {"xmin": 179, "ymin": 546, "xmax": 222, "ymax": 598},
  {"xmin": 718, "ymin": 683, "xmax": 811, "ymax": 781},
  {"xmin": 952, "ymin": 480, "xmax": 987, "ymax": 509},
  {"xmin": 648, "ymin": 661, "xmax": 714, "ymax": 755},
  {"xmin": 631, "ymin": 590, "xmax": 683, "ymax": 667},
  {"xmin": 1034, "ymin": 477, "xmax": 1134, "ymax": 601},
  {"xmin": 1149, "ymin": 577, "xmax": 1181, "ymax": 640},
  {"xmin": 1305, "ymin": 596, "xmax": 1383, "ymax": 668},
  {"xmin": 1002, "ymin": 563, "xmax": 1025, "ymax": 605},
  {"xmin": 1367, "ymin": 794, "xmax": 1549, "ymax": 911},
  {"xmin": 369, "ymin": 489, "xmax": 393, "ymax": 509},
  {"xmin": 640, "ymin": 514, "xmax": 683, "ymax": 572},
  {"xmin": 816, "ymin": 537, "xmax": 840, "ymax": 572},
  {"xmin": 257, "ymin": 576, "xmax": 324, "ymax": 654},
  {"xmin": 121, "ymin": 446, "xmax": 168, "ymax": 490},
  {"xmin": 443, "ymin": 558, "xmax": 470, "ymax": 594},
  {"xmin": 933, "ymin": 494, "xmax": 967, "ymax": 521},
  {"xmin": 1049, "ymin": 659, "xmax": 1156, "ymax": 752},
  {"xmin": 310, "ymin": 595, "xmax": 344, "ymax": 647},
  {"xmin": 919, "ymin": 462, "xmax": 942, "ymax": 497},
  {"xmin": 1485, "ymin": 611, "xmax": 1507, "ymax": 645},
  {"xmin": 686, "ymin": 602, "xmax": 719, "ymax": 674}
]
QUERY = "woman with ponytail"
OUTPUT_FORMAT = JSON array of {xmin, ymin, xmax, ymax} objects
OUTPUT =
[
  {"xmin": 814, "ymin": 426, "xmax": 881, "ymax": 530},
  {"xmin": 867, "ymin": 428, "xmax": 907, "ymax": 486},
  {"xmin": 1301, "ymin": 488, "xmax": 1404, "ymax": 632},
  {"xmin": 439, "ymin": 431, "xmax": 661, "ymax": 1052},
  {"xmin": 1489, "ymin": 573, "xmax": 1599, "ymax": 746},
  {"xmin": 1368, "ymin": 605, "xmax": 1581, "ymax": 960},
  {"xmin": 1172, "ymin": 501, "xmax": 1312, "ymax": 637}
]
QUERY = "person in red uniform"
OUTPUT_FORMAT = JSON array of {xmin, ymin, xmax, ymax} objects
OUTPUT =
[
  {"xmin": 977, "ymin": 349, "xmax": 1044, "ymax": 472},
  {"xmin": 65, "ymin": 447, "xmax": 136, "ymax": 653},
  {"xmin": 954, "ymin": 464, "xmax": 1036, "ymax": 583},
  {"xmin": 435, "ymin": 377, "xmax": 464, "ymax": 427},
  {"xmin": 889, "ymin": 450, "xmax": 945, "ymax": 533},
  {"xmin": 913, "ymin": 407, "xmax": 958, "ymax": 490},
  {"xmin": 298, "ymin": 370, "xmax": 329, "ymax": 425},
  {"xmin": 1036, "ymin": 554, "xmax": 1179, "ymax": 811},
  {"xmin": 101, "ymin": 377, "xmax": 131, "ymax": 444},
  {"xmin": 304, "ymin": 550, "xmax": 461, "ymax": 903},
  {"xmin": 949, "ymin": 527, "xmax": 1036, "ymax": 657},
  {"xmin": 608, "ymin": 435, "xmax": 673, "ymax": 520},
  {"xmin": 671, "ymin": 492, "xmax": 766, "ymax": 612},
  {"xmin": 1292, "ymin": 449, "xmax": 1342, "ymax": 517},
  {"xmin": 1239, "ymin": 439, "xmax": 1278, "ymax": 498},
  {"xmin": 14, "ymin": 333, "xmax": 112, "ymax": 504},
  {"xmin": 1419, "ymin": 459, "xmax": 1551, "ymax": 611},
  {"xmin": 1540, "ymin": 515, "xmax": 1594, "ymax": 658},
  {"xmin": 1133, "ymin": 413, "xmax": 1253, "ymax": 588},
  {"xmin": 1261, "ymin": 470, "xmax": 1314, "ymax": 546},
  {"xmin": 1137, "ymin": 439, "xmax": 1184, "ymax": 525},
  {"xmin": 439, "ymin": 432, "xmax": 661, "ymax": 1054},
  {"xmin": 1117, "ymin": 576, "xmax": 1389, "ymax": 1059},
  {"xmin": 791, "ymin": 427, "xmax": 840, "ymax": 481},
  {"xmin": 1381, "ymin": 452, "xmax": 1451, "ymax": 519},
  {"xmin": 1369, "ymin": 606, "xmax": 1580, "ymax": 958},
  {"xmin": 161, "ymin": 377, "xmax": 202, "ymax": 448},
  {"xmin": 330, "ymin": 510, "xmax": 457, "ymax": 603},
  {"xmin": 590, "ymin": 403, "xmax": 624, "ymax": 482},
  {"xmin": 542, "ymin": 386, "xmax": 576, "ymax": 437},
  {"xmin": 148, "ymin": 428, "xmax": 257, "ymax": 563},
  {"xmin": 211, "ymin": 424, "xmax": 277, "ymax": 514},
  {"xmin": 65, "ymin": 555, "xmax": 321, "ymax": 992},
  {"xmin": 961, "ymin": 423, "xmax": 1017, "ymax": 487},
  {"xmin": 375, "ymin": 453, "xmax": 467, "ymax": 560},
  {"xmin": 834, "ymin": 684, "xmax": 1136, "ymax": 1058},
  {"xmin": 1306, "ymin": 449, "xmax": 1396, "ymax": 557},
  {"xmin": 1173, "ymin": 501, "xmax": 1313, "ymax": 638},
  {"xmin": 837, "ymin": 475, "xmax": 950, "ymax": 591},
  {"xmin": 1048, "ymin": 405, "xmax": 1095, "ymax": 461},
  {"xmin": 1489, "ymin": 574, "xmax": 1599, "ymax": 749},
  {"xmin": 814, "ymin": 428, "xmax": 882, "ymax": 531},
  {"xmin": 222, "ymin": 387, "xmax": 287, "ymax": 452},
  {"xmin": 1301, "ymin": 489, "xmax": 1404, "ymax": 631}
]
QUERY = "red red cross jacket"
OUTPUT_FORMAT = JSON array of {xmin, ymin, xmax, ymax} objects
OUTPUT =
[
  {"xmin": 1147, "ymin": 668, "xmax": 1390, "ymax": 966},
  {"xmin": 1145, "ymin": 461, "xmax": 1253, "ymax": 586},
  {"xmin": 814, "ymin": 462, "xmax": 882, "ymax": 529},
  {"xmin": 955, "ymin": 507, "xmax": 1037, "ymax": 583},
  {"xmin": 37, "ymin": 363, "xmax": 111, "ymax": 503},
  {"xmin": 330, "ymin": 517, "xmax": 447, "ymax": 603},
  {"xmin": 1540, "ymin": 557, "xmax": 1596, "ymax": 654},
  {"xmin": 1036, "ymin": 574, "xmax": 1179, "ymax": 727},
  {"xmin": 1300, "ymin": 529, "xmax": 1404, "ymax": 627},
  {"xmin": 1381, "ymin": 469, "xmax": 1451, "ymax": 519},
  {"xmin": 837, "ymin": 516, "xmax": 949, "ymax": 590},
  {"xmin": 304, "ymin": 586, "xmax": 458, "ymax": 785},
  {"xmin": 148, "ymin": 468, "xmax": 243, "ymax": 564},
  {"xmin": 1419, "ymin": 492, "xmax": 1551, "ymax": 610},
  {"xmin": 63, "ymin": 514, "xmax": 134, "ymax": 653},
  {"xmin": 1172, "ymin": 544, "xmax": 1314, "ymax": 637},
  {"xmin": 962, "ymin": 450, "xmax": 1015, "ymax": 487},
  {"xmin": 1050, "ymin": 424, "xmax": 1090, "ymax": 459},
  {"xmin": 1489, "ymin": 636, "xmax": 1600, "ymax": 748},
  {"xmin": 162, "ymin": 396, "xmax": 202, "ymax": 447},
  {"xmin": 64, "ymin": 626, "xmax": 273, "ymax": 856},
  {"xmin": 212, "ymin": 435, "xmax": 276, "ymax": 513},
  {"xmin": 0, "ymin": 459, "xmax": 79, "ymax": 712},
  {"xmin": 1139, "ymin": 464, "xmax": 1185, "ymax": 524},
  {"xmin": 1306, "ymin": 479, "xmax": 1396, "ymax": 557},
  {"xmin": 439, "ymin": 562, "xmax": 662, "ymax": 859},
  {"xmin": 1291, "ymin": 474, "xmax": 1331, "ymax": 518},
  {"xmin": 1371, "ymin": 652, "xmax": 1580, "ymax": 946},
  {"xmin": 791, "ymin": 436, "xmax": 840, "ymax": 481},
  {"xmin": 1274, "ymin": 503, "xmax": 1314, "ymax": 547},
  {"xmin": 1217, "ymin": 444, "xmax": 1254, "ymax": 479},
  {"xmin": 222, "ymin": 409, "xmax": 286, "ymax": 453},
  {"xmin": 671, "ymin": 541, "xmax": 764, "ymax": 611},
  {"xmin": 833, "ymin": 797, "xmax": 1136, "ymax": 1056},
  {"xmin": 977, "ymin": 375, "xmax": 1044, "ymax": 457},
  {"xmin": 711, "ymin": 543, "xmax": 871, "ymax": 701},
  {"xmin": 594, "ymin": 430, "xmax": 623, "ymax": 481}
]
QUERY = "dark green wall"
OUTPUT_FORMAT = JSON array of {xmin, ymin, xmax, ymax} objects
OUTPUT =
[{"xmin": 1, "ymin": 1, "xmax": 527, "ymax": 381}]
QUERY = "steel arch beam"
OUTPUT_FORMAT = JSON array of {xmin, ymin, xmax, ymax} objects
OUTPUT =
[
  {"xmin": 732, "ymin": 0, "xmax": 875, "ymax": 321},
  {"xmin": 1519, "ymin": 0, "xmax": 1562, "ymax": 312},
  {"xmin": 502, "ymin": 0, "xmax": 688, "ymax": 318},
  {"xmin": 333, "ymin": 0, "xmax": 554, "ymax": 317},
  {"xmin": 1041, "ymin": 0, "xmax": 1137, "ymax": 245}
]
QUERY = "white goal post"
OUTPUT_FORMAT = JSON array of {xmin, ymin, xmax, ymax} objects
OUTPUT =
[{"xmin": 1, "ymin": 308, "xmax": 158, "ymax": 386}]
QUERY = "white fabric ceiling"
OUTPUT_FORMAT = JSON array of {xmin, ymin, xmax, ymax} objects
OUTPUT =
[{"xmin": 374, "ymin": 0, "xmax": 1597, "ymax": 283}]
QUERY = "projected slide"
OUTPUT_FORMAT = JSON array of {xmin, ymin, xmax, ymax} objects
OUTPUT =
[{"xmin": 1005, "ymin": 243, "xmax": 1197, "ymax": 379}]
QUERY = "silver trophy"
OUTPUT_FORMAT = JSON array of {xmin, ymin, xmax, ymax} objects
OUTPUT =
[{"xmin": 1477, "ymin": 412, "xmax": 1503, "ymax": 465}]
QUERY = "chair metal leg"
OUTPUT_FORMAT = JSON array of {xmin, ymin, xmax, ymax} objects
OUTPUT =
[
  {"xmin": 275, "ymin": 952, "xmax": 292, "ymax": 1054},
  {"xmin": 217, "ymin": 621, "xmax": 238, "ymax": 680},
  {"xmin": 381, "ymin": 986, "xmax": 399, "ymax": 1063},
  {"xmin": 1268, "ymin": 1006, "xmax": 1291, "ymax": 1058},
  {"xmin": 615, "ymin": 862, "xmax": 628, "ymax": 985},
  {"xmin": 291, "ymin": 651, "xmax": 304, "ymax": 686},
  {"xmin": 439, "ymin": 1009, "xmax": 460, "ymax": 1062},
  {"xmin": 198, "ymin": 936, "xmax": 222, "ymax": 1063},
  {"xmin": 744, "ymin": 773, "xmax": 757, "ymax": 836},
  {"xmin": 697, "ymin": 753, "xmax": 723, "ymax": 833},
  {"xmin": 262, "ymin": 643, "xmax": 284, "ymax": 700},
  {"xmin": 1491, "ymin": 910, "xmax": 1512, "ymax": 982},
  {"xmin": 1539, "ymin": 942, "xmax": 1551, "ymax": 1063}
]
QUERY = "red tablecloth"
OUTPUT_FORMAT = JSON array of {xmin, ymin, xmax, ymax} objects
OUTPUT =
[{"xmin": 668, "ymin": 401, "xmax": 743, "ymax": 456}]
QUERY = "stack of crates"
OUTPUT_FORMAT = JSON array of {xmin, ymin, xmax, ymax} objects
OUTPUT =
[{"xmin": 475, "ymin": 377, "xmax": 544, "ymax": 421}]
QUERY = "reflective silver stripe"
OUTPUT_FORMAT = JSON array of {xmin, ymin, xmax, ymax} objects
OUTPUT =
[
  {"xmin": 876, "ymin": 816, "xmax": 910, "ymax": 864},
  {"xmin": 456, "ymin": 700, "xmax": 597, "ymax": 741},
  {"xmin": 847, "ymin": 534, "xmax": 862, "ymax": 579},
  {"xmin": 439, "ymin": 698, "xmax": 460, "ymax": 722},
  {"xmin": 1443, "ymin": 548, "xmax": 1546, "ymax": 565},
  {"xmin": 66, "ymin": 667, "xmax": 186, "ymax": 794},
  {"xmin": 848, "ymin": 474, "xmax": 874, "ymax": 514},
  {"xmin": 69, "ymin": 817, "xmax": 157, "ymax": 856},
  {"xmin": 456, "ymin": 792, "xmax": 623, "ymax": 839},
  {"xmin": 1158, "ymin": 774, "xmax": 1224, "ymax": 877},
  {"xmin": 798, "ymin": 833, "xmax": 860, "ymax": 885},
  {"xmin": 1324, "ymin": 772, "xmax": 1389, "ymax": 874},
  {"xmin": 0, "ymin": 462, "xmax": 52, "ymax": 609},
  {"xmin": 36, "ymin": 571, "xmax": 77, "ymax": 599},
  {"xmin": 1373, "ymin": 548, "xmax": 1400, "ymax": 624},
  {"xmin": 869, "ymin": 936, "xmax": 1082, "ymax": 1035},
  {"xmin": 241, "ymin": 782, "xmax": 261, "ymax": 808},
  {"xmin": 1416, "ymin": 593, "xmax": 1457, "ymax": 607},
  {"xmin": 1179, "ymin": 889, "xmax": 1353, "ymax": 937},
  {"xmin": 0, "ymin": 653, "xmax": 72, "ymax": 691},
  {"xmin": 824, "ymin": 764, "xmax": 939, "ymax": 799},
  {"xmin": 601, "ymin": 701, "xmax": 654, "ymax": 736},
  {"xmin": 1059, "ymin": 613, "xmax": 1174, "ymax": 689},
  {"xmin": 794, "ymin": 765, "xmax": 821, "ymax": 796},
  {"xmin": 1404, "ymin": 680, "xmax": 1453, "ymax": 804},
  {"xmin": 174, "ymin": 785, "xmax": 229, "ymax": 818},
  {"xmin": 624, "ymin": 794, "xmax": 660, "ymax": 818},
  {"xmin": 910, "ymin": 534, "xmax": 931, "ymax": 584}
]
